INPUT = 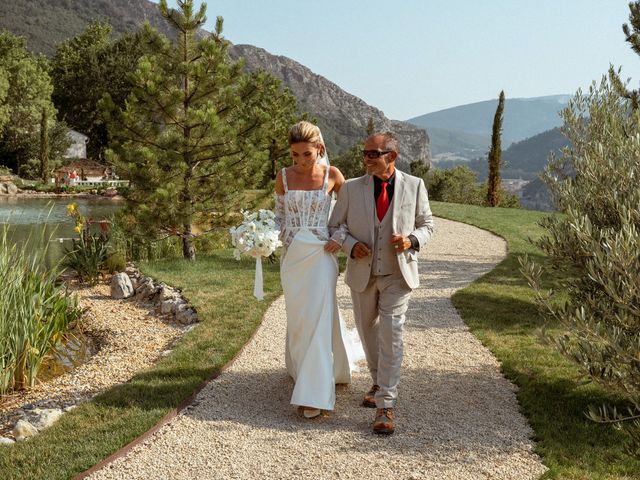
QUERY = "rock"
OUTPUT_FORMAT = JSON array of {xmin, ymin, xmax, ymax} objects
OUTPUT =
[
  {"xmin": 0, "ymin": 437, "xmax": 15, "ymax": 445},
  {"xmin": 110, "ymin": 272, "xmax": 134, "ymax": 299},
  {"xmin": 160, "ymin": 299, "xmax": 180, "ymax": 315},
  {"xmin": 64, "ymin": 405, "xmax": 77, "ymax": 413},
  {"xmin": 159, "ymin": 285, "xmax": 178, "ymax": 301},
  {"xmin": 135, "ymin": 278, "xmax": 158, "ymax": 300},
  {"xmin": 12, "ymin": 419, "xmax": 38, "ymax": 441},
  {"xmin": 32, "ymin": 408, "xmax": 63, "ymax": 430},
  {"xmin": 176, "ymin": 306, "xmax": 198, "ymax": 325},
  {"xmin": 0, "ymin": 182, "xmax": 18, "ymax": 195}
]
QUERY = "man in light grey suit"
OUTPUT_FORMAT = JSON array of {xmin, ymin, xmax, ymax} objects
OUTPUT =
[{"xmin": 327, "ymin": 132, "xmax": 434, "ymax": 434}]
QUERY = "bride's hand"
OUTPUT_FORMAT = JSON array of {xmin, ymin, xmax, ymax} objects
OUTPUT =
[{"xmin": 324, "ymin": 240, "xmax": 341, "ymax": 253}]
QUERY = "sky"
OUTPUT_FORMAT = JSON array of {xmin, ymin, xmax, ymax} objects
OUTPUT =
[{"xmin": 161, "ymin": 0, "xmax": 640, "ymax": 120}]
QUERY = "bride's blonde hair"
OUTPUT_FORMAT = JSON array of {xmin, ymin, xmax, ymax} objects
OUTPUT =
[{"xmin": 288, "ymin": 121, "xmax": 325, "ymax": 157}]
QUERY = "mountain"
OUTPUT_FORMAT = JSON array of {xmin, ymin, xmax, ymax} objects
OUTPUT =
[
  {"xmin": 0, "ymin": 0, "xmax": 430, "ymax": 167},
  {"xmin": 501, "ymin": 127, "xmax": 569, "ymax": 179},
  {"xmin": 426, "ymin": 126, "xmax": 489, "ymax": 161},
  {"xmin": 408, "ymin": 95, "xmax": 571, "ymax": 158},
  {"xmin": 0, "ymin": 0, "xmax": 177, "ymax": 56},
  {"xmin": 462, "ymin": 126, "xmax": 570, "ymax": 181},
  {"xmin": 227, "ymin": 45, "xmax": 429, "ymax": 167}
]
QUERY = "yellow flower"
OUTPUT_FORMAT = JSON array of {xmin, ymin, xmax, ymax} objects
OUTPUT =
[
  {"xmin": 67, "ymin": 203, "xmax": 77, "ymax": 215},
  {"xmin": 74, "ymin": 225, "xmax": 82, "ymax": 234}
]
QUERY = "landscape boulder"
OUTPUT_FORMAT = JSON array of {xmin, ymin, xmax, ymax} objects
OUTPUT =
[{"xmin": 110, "ymin": 272, "xmax": 134, "ymax": 299}]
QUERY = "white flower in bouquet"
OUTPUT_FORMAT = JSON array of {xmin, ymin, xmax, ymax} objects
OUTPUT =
[
  {"xmin": 229, "ymin": 209, "xmax": 281, "ymax": 300},
  {"xmin": 230, "ymin": 209, "xmax": 281, "ymax": 261}
]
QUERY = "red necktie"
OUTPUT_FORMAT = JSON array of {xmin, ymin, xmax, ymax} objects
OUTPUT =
[{"xmin": 376, "ymin": 181, "xmax": 389, "ymax": 221}]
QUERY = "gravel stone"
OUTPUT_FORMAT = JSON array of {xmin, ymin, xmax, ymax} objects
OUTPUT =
[{"xmin": 88, "ymin": 218, "xmax": 547, "ymax": 480}]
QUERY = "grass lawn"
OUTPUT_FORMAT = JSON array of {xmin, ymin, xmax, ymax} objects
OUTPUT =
[
  {"xmin": 0, "ymin": 252, "xmax": 283, "ymax": 480},
  {"xmin": 431, "ymin": 201, "xmax": 639, "ymax": 480},
  {"xmin": 1, "ymin": 202, "xmax": 637, "ymax": 479}
]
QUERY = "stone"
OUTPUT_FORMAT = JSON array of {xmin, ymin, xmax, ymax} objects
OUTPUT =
[
  {"xmin": 12, "ymin": 419, "xmax": 38, "ymax": 441},
  {"xmin": 32, "ymin": 408, "xmax": 63, "ymax": 430},
  {"xmin": 160, "ymin": 299, "xmax": 180, "ymax": 315},
  {"xmin": 0, "ymin": 437, "xmax": 15, "ymax": 445},
  {"xmin": 176, "ymin": 306, "xmax": 198, "ymax": 325},
  {"xmin": 159, "ymin": 285, "xmax": 178, "ymax": 301},
  {"xmin": 111, "ymin": 272, "xmax": 134, "ymax": 299}
]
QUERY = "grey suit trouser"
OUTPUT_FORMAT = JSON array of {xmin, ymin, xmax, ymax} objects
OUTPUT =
[{"xmin": 351, "ymin": 271, "xmax": 412, "ymax": 408}]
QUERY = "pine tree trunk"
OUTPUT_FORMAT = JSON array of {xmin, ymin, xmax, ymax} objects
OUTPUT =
[{"xmin": 182, "ymin": 224, "xmax": 196, "ymax": 261}]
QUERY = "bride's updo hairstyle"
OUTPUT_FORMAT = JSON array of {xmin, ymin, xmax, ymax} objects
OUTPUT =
[{"xmin": 288, "ymin": 121, "xmax": 325, "ymax": 157}]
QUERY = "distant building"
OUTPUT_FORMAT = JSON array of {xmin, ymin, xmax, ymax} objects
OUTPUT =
[
  {"xmin": 64, "ymin": 130, "xmax": 89, "ymax": 159},
  {"xmin": 55, "ymin": 159, "xmax": 113, "ymax": 183}
]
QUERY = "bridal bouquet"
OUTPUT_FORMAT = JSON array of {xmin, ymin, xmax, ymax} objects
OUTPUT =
[{"xmin": 229, "ymin": 209, "xmax": 281, "ymax": 300}]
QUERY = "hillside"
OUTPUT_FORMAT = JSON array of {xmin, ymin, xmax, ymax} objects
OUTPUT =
[
  {"xmin": 0, "ymin": 0, "xmax": 430, "ymax": 165},
  {"xmin": 408, "ymin": 95, "xmax": 570, "ymax": 147},
  {"xmin": 442, "ymin": 126, "xmax": 569, "ymax": 182},
  {"xmin": 0, "ymin": 0, "xmax": 176, "ymax": 56},
  {"xmin": 427, "ymin": 126, "xmax": 489, "ymax": 161}
]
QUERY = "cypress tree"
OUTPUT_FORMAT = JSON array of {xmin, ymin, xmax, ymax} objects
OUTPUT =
[
  {"xmin": 39, "ymin": 107, "xmax": 49, "ymax": 184},
  {"xmin": 486, "ymin": 90, "xmax": 505, "ymax": 207}
]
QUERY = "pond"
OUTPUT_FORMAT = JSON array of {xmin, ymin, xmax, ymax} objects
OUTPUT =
[{"xmin": 0, "ymin": 196, "xmax": 122, "ymax": 266}]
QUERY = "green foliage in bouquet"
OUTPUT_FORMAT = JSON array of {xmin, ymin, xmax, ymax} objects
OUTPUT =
[{"xmin": 520, "ymin": 78, "xmax": 640, "ymax": 455}]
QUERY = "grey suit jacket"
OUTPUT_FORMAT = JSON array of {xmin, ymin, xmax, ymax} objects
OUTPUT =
[{"xmin": 329, "ymin": 169, "xmax": 434, "ymax": 292}]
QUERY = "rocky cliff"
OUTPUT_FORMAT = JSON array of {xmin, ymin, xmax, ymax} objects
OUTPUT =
[{"xmin": 228, "ymin": 44, "xmax": 430, "ymax": 169}]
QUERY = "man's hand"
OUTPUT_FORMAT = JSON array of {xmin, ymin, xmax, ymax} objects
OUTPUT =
[
  {"xmin": 351, "ymin": 242, "xmax": 371, "ymax": 259},
  {"xmin": 391, "ymin": 234, "xmax": 412, "ymax": 253},
  {"xmin": 324, "ymin": 240, "xmax": 342, "ymax": 253}
]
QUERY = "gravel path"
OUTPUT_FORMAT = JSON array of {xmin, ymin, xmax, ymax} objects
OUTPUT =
[{"xmin": 88, "ymin": 217, "xmax": 547, "ymax": 480}]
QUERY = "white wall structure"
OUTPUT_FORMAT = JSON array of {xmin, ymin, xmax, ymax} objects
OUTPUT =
[{"xmin": 64, "ymin": 130, "xmax": 89, "ymax": 159}]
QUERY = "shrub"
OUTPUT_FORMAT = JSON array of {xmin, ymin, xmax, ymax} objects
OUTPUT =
[
  {"xmin": 427, "ymin": 165, "xmax": 485, "ymax": 205},
  {"xmin": 520, "ymin": 78, "xmax": 640, "ymax": 454}
]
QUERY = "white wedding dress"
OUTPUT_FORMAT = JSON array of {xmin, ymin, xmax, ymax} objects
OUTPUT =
[{"xmin": 276, "ymin": 166, "xmax": 363, "ymax": 410}]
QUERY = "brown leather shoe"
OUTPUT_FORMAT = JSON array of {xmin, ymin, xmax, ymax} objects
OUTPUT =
[
  {"xmin": 362, "ymin": 384, "xmax": 380, "ymax": 408},
  {"xmin": 373, "ymin": 407, "xmax": 395, "ymax": 435}
]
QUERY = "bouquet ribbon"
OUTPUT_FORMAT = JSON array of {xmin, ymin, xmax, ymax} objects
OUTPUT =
[{"xmin": 253, "ymin": 256, "xmax": 264, "ymax": 301}]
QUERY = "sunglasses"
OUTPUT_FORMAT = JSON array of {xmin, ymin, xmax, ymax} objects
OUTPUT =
[{"xmin": 362, "ymin": 150, "xmax": 392, "ymax": 159}]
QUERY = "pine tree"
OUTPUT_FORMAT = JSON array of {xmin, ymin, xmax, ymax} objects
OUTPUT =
[
  {"xmin": 366, "ymin": 116, "xmax": 375, "ymax": 136},
  {"xmin": 486, "ymin": 90, "xmax": 505, "ymax": 207},
  {"xmin": 610, "ymin": 1, "xmax": 640, "ymax": 108},
  {"xmin": 104, "ymin": 0, "xmax": 297, "ymax": 260},
  {"xmin": 39, "ymin": 107, "xmax": 49, "ymax": 184}
]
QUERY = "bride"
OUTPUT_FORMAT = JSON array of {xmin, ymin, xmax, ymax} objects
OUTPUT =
[{"xmin": 275, "ymin": 121, "xmax": 362, "ymax": 419}]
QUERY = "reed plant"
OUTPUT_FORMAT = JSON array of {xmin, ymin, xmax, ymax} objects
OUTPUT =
[{"xmin": 0, "ymin": 226, "xmax": 81, "ymax": 395}]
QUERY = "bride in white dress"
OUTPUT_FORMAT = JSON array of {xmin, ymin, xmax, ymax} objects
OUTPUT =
[{"xmin": 275, "ymin": 121, "xmax": 363, "ymax": 419}]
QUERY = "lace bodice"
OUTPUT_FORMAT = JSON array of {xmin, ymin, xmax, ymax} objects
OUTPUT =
[{"xmin": 275, "ymin": 167, "xmax": 346, "ymax": 258}]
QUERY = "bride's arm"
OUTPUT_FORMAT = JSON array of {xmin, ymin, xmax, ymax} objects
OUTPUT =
[{"xmin": 274, "ymin": 171, "xmax": 286, "ymax": 237}]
